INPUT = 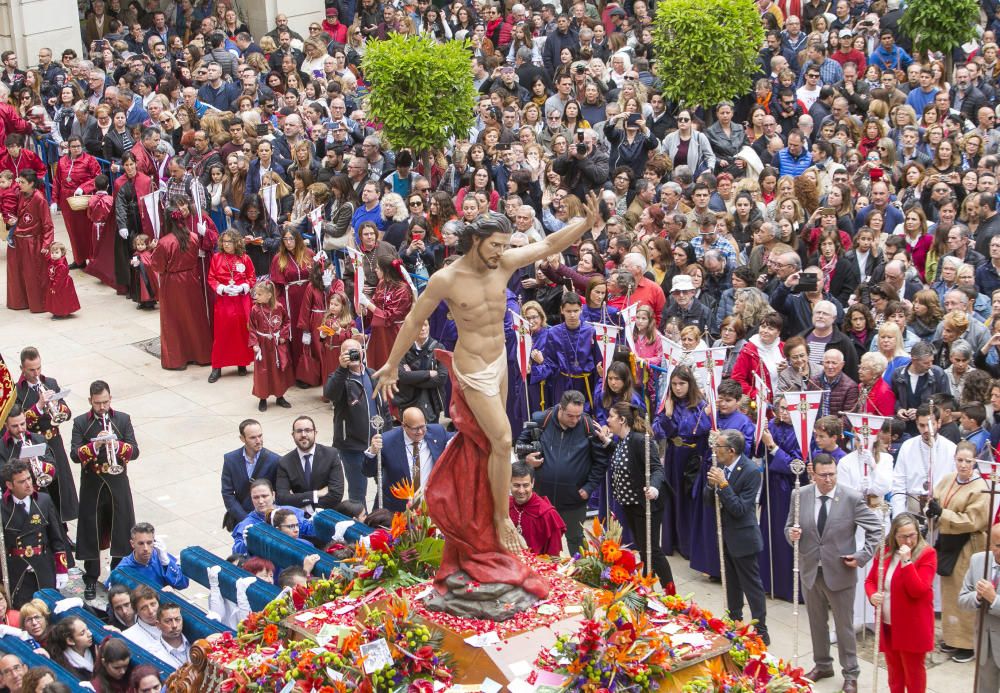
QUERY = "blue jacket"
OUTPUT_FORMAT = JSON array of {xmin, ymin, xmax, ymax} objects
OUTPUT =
[
  {"xmin": 197, "ymin": 81, "xmax": 241, "ymax": 111},
  {"xmin": 362, "ymin": 424, "xmax": 452, "ymax": 513},
  {"xmin": 231, "ymin": 506, "xmax": 315, "ymax": 555},
  {"xmin": 113, "ymin": 552, "xmax": 189, "ymax": 590},
  {"xmin": 220, "ymin": 447, "xmax": 281, "ymax": 523}
]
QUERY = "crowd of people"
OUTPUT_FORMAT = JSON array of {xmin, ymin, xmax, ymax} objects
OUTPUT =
[{"xmin": 7, "ymin": 0, "xmax": 1000, "ymax": 690}]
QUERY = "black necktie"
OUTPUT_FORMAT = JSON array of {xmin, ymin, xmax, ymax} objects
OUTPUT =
[
  {"xmin": 303, "ymin": 454, "xmax": 312, "ymax": 487},
  {"xmin": 818, "ymin": 495, "xmax": 829, "ymax": 536}
]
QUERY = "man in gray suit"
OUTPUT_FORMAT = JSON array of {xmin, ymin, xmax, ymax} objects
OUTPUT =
[
  {"xmin": 785, "ymin": 454, "xmax": 881, "ymax": 693},
  {"xmin": 959, "ymin": 523, "xmax": 1000, "ymax": 693}
]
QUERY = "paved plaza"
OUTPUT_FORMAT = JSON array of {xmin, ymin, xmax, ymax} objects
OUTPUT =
[{"xmin": 0, "ymin": 219, "xmax": 975, "ymax": 692}]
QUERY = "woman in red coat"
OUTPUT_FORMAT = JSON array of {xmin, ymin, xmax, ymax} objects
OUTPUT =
[
  {"xmin": 363, "ymin": 253, "xmax": 414, "ymax": 371},
  {"xmin": 248, "ymin": 280, "xmax": 294, "ymax": 411},
  {"xmin": 268, "ymin": 230, "xmax": 314, "ymax": 383},
  {"xmin": 149, "ymin": 206, "xmax": 218, "ymax": 370},
  {"xmin": 52, "ymin": 136, "xmax": 101, "ymax": 268},
  {"xmin": 6, "ymin": 170, "xmax": 52, "ymax": 313},
  {"xmin": 858, "ymin": 352, "xmax": 896, "ymax": 416},
  {"xmin": 866, "ymin": 513, "xmax": 937, "ymax": 693},
  {"xmin": 207, "ymin": 230, "xmax": 257, "ymax": 383},
  {"xmin": 730, "ymin": 312, "xmax": 785, "ymax": 399}
]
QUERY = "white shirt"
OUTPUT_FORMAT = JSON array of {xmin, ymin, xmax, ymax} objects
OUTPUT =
[
  {"xmin": 838, "ymin": 450, "xmax": 893, "ymax": 498},
  {"xmin": 891, "ymin": 434, "xmax": 957, "ymax": 516},
  {"xmin": 855, "ymin": 249, "xmax": 870, "ymax": 281},
  {"xmin": 814, "ymin": 484, "xmax": 836, "ymax": 526},
  {"xmin": 158, "ymin": 634, "xmax": 190, "ymax": 666},
  {"xmin": 404, "ymin": 434, "xmax": 433, "ymax": 484},
  {"xmin": 123, "ymin": 620, "xmax": 163, "ymax": 653}
]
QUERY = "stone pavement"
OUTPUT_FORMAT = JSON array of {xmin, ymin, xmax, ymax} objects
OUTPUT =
[{"xmin": 0, "ymin": 219, "xmax": 971, "ymax": 692}]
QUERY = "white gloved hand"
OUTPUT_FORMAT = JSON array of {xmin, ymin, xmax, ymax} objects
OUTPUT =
[
  {"xmin": 254, "ymin": 346, "xmax": 262, "ymax": 361},
  {"xmin": 235, "ymin": 575, "xmax": 256, "ymax": 612},
  {"xmin": 74, "ymin": 187, "xmax": 83, "ymax": 196},
  {"xmin": 302, "ymin": 332, "xmax": 312, "ymax": 346},
  {"xmin": 197, "ymin": 221, "xmax": 207, "ymax": 236},
  {"xmin": 49, "ymin": 202, "xmax": 58, "ymax": 215},
  {"xmin": 228, "ymin": 285, "xmax": 242, "ymax": 296},
  {"xmin": 0, "ymin": 624, "xmax": 22, "ymax": 638},
  {"xmin": 216, "ymin": 284, "xmax": 226, "ymax": 296},
  {"xmin": 53, "ymin": 596, "xmax": 82, "ymax": 613},
  {"xmin": 153, "ymin": 537, "xmax": 170, "ymax": 566},
  {"xmin": 206, "ymin": 564, "xmax": 222, "ymax": 587},
  {"xmin": 240, "ymin": 283, "xmax": 250, "ymax": 294},
  {"xmin": 118, "ymin": 228, "xmax": 129, "ymax": 239},
  {"xmin": 130, "ymin": 257, "xmax": 140, "ymax": 267},
  {"xmin": 55, "ymin": 574, "xmax": 69, "ymax": 591}
]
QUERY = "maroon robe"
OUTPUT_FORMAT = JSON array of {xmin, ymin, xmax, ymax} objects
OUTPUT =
[
  {"xmin": 52, "ymin": 153, "xmax": 101, "ymax": 265},
  {"xmin": 364, "ymin": 281, "xmax": 413, "ymax": 371},
  {"xmin": 6, "ymin": 190, "xmax": 53, "ymax": 312},
  {"xmin": 207, "ymin": 252, "xmax": 256, "ymax": 368},
  {"xmin": 319, "ymin": 318, "xmax": 355, "ymax": 386},
  {"xmin": 269, "ymin": 251, "xmax": 314, "ymax": 375},
  {"xmin": 149, "ymin": 230, "xmax": 217, "ymax": 369},
  {"xmin": 45, "ymin": 256, "xmax": 80, "ymax": 317},
  {"xmin": 132, "ymin": 249, "xmax": 158, "ymax": 303},
  {"xmin": 295, "ymin": 284, "xmax": 327, "ymax": 386},
  {"xmin": 248, "ymin": 303, "xmax": 294, "ymax": 398},
  {"xmin": 129, "ymin": 142, "xmax": 157, "ymax": 180},
  {"xmin": 84, "ymin": 192, "xmax": 120, "ymax": 291},
  {"xmin": 509, "ymin": 493, "xmax": 566, "ymax": 556}
]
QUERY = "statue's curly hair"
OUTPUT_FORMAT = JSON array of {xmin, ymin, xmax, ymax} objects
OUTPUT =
[{"xmin": 456, "ymin": 212, "xmax": 512, "ymax": 254}]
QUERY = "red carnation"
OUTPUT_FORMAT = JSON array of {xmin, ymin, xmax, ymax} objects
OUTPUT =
[
  {"xmin": 615, "ymin": 549, "xmax": 637, "ymax": 572},
  {"xmin": 707, "ymin": 617, "xmax": 727, "ymax": 634}
]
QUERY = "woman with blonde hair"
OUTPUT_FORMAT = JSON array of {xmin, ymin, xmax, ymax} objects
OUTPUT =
[{"xmin": 874, "ymin": 321, "xmax": 912, "ymax": 383}]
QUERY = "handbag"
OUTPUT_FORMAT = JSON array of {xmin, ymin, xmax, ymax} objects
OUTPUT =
[{"xmin": 935, "ymin": 532, "xmax": 971, "ymax": 576}]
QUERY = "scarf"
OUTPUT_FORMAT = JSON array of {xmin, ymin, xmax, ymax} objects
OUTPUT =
[
  {"xmin": 749, "ymin": 333, "xmax": 782, "ymax": 387},
  {"xmin": 818, "ymin": 253, "xmax": 837, "ymax": 292},
  {"xmin": 65, "ymin": 647, "xmax": 94, "ymax": 673}
]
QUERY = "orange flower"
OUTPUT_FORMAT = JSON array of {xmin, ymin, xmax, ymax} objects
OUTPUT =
[
  {"xmin": 601, "ymin": 540, "xmax": 622, "ymax": 563},
  {"xmin": 390, "ymin": 478, "xmax": 415, "ymax": 500},
  {"xmin": 609, "ymin": 565, "xmax": 629, "ymax": 585},
  {"xmin": 262, "ymin": 624, "xmax": 278, "ymax": 645},
  {"xmin": 390, "ymin": 512, "xmax": 407, "ymax": 539}
]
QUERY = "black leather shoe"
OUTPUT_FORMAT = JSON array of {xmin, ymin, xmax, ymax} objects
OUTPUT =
[
  {"xmin": 842, "ymin": 679, "xmax": 858, "ymax": 693},
  {"xmin": 258, "ymin": 399, "xmax": 267, "ymax": 412},
  {"xmin": 84, "ymin": 582, "xmax": 96, "ymax": 601},
  {"xmin": 237, "ymin": 366, "xmax": 248, "ymax": 376},
  {"xmin": 804, "ymin": 668, "xmax": 834, "ymax": 683},
  {"xmin": 276, "ymin": 397, "xmax": 292, "ymax": 408},
  {"xmin": 207, "ymin": 369, "xmax": 222, "ymax": 383}
]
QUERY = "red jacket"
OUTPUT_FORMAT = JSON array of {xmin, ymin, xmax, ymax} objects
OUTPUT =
[
  {"xmin": 731, "ymin": 339, "xmax": 785, "ymax": 400},
  {"xmin": 52, "ymin": 153, "xmax": 101, "ymax": 203},
  {"xmin": 861, "ymin": 377, "xmax": 895, "ymax": 417},
  {"xmin": 865, "ymin": 545, "xmax": 937, "ymax": 653},
  {"xmin": 0, "ymin": 148, "xmax": 46, "ymax": 179}
]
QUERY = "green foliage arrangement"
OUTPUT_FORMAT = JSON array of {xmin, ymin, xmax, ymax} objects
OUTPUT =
[
  {"xmin": 361, "ymin": 34, "xmax": 477, "ymax": 160},
  {"xmin": 899, "ymin": 0, "xmax": 979, "ymax": 58},
  {"xmin": 651, "ymin": 0, "xmax": 764, "ymax": 110}
]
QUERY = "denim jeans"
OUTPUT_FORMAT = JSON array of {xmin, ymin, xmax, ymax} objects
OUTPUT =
[{"xmin": 338, "ymin": 448, "xmax": 370, "ymax": 509}]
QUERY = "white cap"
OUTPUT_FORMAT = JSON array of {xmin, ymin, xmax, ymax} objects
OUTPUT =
[{"xmin": 671, "ymin": 275, "xmax": 695, "ymax": 293}]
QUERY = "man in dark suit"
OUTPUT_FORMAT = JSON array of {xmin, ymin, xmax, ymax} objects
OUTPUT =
[
  {"xmin": 364, "ymin": 407, "xmax": 452, "ymax": 512},
  {"xmin": 786, "ymin": 454, "xmax": 881, "ymax": 693},
  {"xmin": 220, "ymin": 419, "xmax": 280, "ymax": 531},
  {"xmin": 705, "ymin": 428, "xmax": 769, "ymax": 644},
  {"xmin": 276, "ymin": 415, "xmax": 344, "ymax": 517}
]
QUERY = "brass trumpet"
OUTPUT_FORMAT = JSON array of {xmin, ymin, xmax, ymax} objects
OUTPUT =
[
  {"xmin": 101, "ymin": 413, "xmax": 125, "ymax": 476},
  {"xmin": 20, "ymin": 434, "xmax": 52, "ymax": 488},
  {"xmin": 38, "ymin": 382, "xmax": 69, "ymax": 425}
]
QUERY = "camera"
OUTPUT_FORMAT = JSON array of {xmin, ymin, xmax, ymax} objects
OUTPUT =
[
  {"xmin": 348, "ymin": 349, "xmax": 361, "ymax": 362},
  {"xmin": 514, "ymin": 421, "xmax": 543, "ymax": 460},
  {"xmin": 797, "ymin": 273, "xmax": 819, "ymax": 293},
  {"xmin": 576, "ymin": 142, "xmax": 587, "ymax": 156}
]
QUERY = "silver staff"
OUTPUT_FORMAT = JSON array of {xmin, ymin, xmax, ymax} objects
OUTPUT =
[
  {"xmin": 371, "ymin": 414, "xmax": 385, "ymax": 508},
  {"xmin": 710, "ymin": 429, "xmax": 727, "ymax": 606},
  {"xmin": 790, "ymin": 457, "xmax": 806, "ymax": 666},
  {"xmin": 871, "ymin": 499, "xmax": 890, "ymax": 693}
]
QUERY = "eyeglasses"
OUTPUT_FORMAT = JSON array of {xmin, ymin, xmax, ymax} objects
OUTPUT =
[
  {"xmin": 677, "ymin": 116, "xmax": 690, "ymax": 122},
  {"xmin": 814, "ymin": 472, "xmax": 836, "ymax": 479},
  {"xmin": 293, "ymin": 427, "xmax": 314, "ymax": 434},
  {"xmin": 409, "ymin": 200, "xmax": 423, "ymax": 207},
  {"xmin": 281, "ymin": 523, "xmax": 299, "ymax": 529},
  {"xmin": 404, "ymin": 424, "xmax": 427, "ymax": 432}
]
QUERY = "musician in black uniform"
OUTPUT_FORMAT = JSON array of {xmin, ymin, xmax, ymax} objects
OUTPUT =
[
  {"xmin": 0, "ymin": 460, "xmax": 69, "ymax": 608},
  {"xmin": 69, "ymin": 380, "xmax": 138, "ymax": 602},
  {"xmin": 15, "ymin": 347, "xmax": 80, "ymax": 528},
  {"xmin": 0, "ymin": 406, "xmax": 57, "ymax": 489}
]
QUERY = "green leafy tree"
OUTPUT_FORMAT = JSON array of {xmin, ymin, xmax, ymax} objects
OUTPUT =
[
  {"xmin": 361, "ymin": 34, "xmax": 477, "ymax": 171},
  {"xmin": 651, "ymin": 0, "xmax": 764, "ymax": 110},
  {"xmin": 899, "ymin": 0, "xmax": 979, "ymax": 65}
]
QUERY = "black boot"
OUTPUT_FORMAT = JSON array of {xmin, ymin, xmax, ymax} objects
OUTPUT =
[
  {"xmin": 207, "ymin": 368, "xmax": 222, "ymax": 383},
  {"xmin": 237, "ymin": 366, "xmax": 248, "ymax": 375},
  {"xmin": 84, "ymin": 581, "xmax": 96, "ymax": 601},
  {"xmin": 258, "ymin": 399, "xmax": 267, "ymax": 412}
]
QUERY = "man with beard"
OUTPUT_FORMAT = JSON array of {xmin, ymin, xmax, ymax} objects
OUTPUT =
[{"xmin": 509, "ymin": 461, "xmax": 566, "ymax": 555}]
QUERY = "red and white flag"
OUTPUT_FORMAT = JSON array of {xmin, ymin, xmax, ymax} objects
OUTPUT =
[
  {"xmin": 309, "ymin": 206, "xmax": 324, "ymax": 237},
  {"xmin": 591, "ymin": 322, "xmax": 620, "ymax": 377},
  {"xmin": 656, "ymin": 337, "xmax": 685, "ymax": 413},
  {"xmin": 509, "ymin": 310, "xmax": 533, "ymax": 383},
  {"xmin": 619, "ymin": 302, "xmax": 638, "ymax": 352},
  {"xmin": 784, "ymin": 390, "xmax": 826, "ymax": 462},
  {"xmin": 691, "ymin": 346, "xmax": 729, "ymax": 429},
  {"xmin": 753, "ymin": 372, "xmax": 769, "ymax": 449}
]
